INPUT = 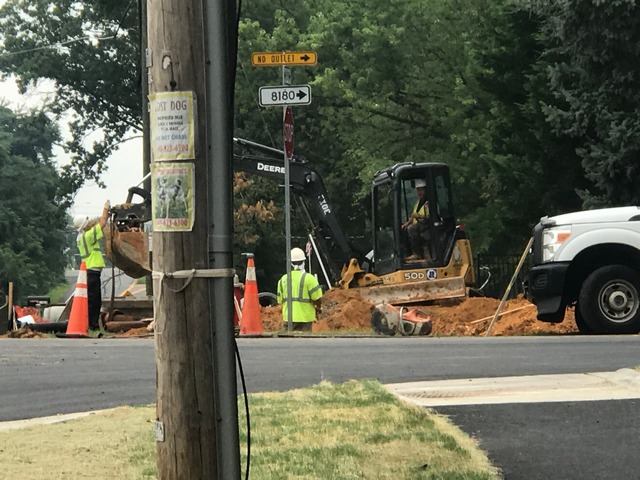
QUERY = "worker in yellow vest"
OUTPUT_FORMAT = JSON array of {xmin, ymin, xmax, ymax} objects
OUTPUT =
[
  {"xmin": 277, "ymin": 247, "xmax": 323, "ymax": 332},
  {"xmin": 401, "ymin": 179, "xmax": 431, "ymax": 261},
  {"xmin": 73, "ymin": 200, "xmax": 111, "ymax": 330}
]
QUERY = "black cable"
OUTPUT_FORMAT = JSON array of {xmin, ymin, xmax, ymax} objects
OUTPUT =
[
  {"xmin": 112, "ymin": 0, "xmax": 136, "ymax": 39},
  {"xmin": 234, "ymin": 338, "xmax": 251, "ymax": 480}
]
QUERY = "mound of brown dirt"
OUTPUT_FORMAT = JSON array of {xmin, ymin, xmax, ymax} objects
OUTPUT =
[
  {"xmin": 428, "ymin": 296, "xmax": 577, "ymax": 336},
  {"xmin": 3, "ymin": 327, "xmax": 48, "ymax": 339},
  {"xmin": 260, "ymin": 289, "xmax": 578, "ymax": 336}
]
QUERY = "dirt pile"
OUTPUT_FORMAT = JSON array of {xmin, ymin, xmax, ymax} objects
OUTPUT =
[
  {"xmin": 260, "ymin": 289, "xmax": 578, "ymax": 336},
  {"xmin": 4, "ymin": 327, "xmax": 48, "ymax": 339}
]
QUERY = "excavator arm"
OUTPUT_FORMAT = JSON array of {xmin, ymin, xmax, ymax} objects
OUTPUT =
[{"xmin": 233, "ymin": 137, "xmax": 367, "ymax": 286}]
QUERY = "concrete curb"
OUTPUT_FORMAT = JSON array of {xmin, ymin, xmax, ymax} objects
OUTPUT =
[
  {"xmin": 385, "ymin": 368, "xmax": 640, "ymax": 407},
  {"xmin": 0, "ymin": 409, "xmax": 114, "ymax": 433}
]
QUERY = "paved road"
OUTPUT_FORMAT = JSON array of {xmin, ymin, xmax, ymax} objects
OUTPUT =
[
  {"xmin": 1, "ymin": 335, "xmax": 639, "ymax": 479},
  {"xmin": 437, "ymin": 399, "xmax": 640, "ymax": 480}
]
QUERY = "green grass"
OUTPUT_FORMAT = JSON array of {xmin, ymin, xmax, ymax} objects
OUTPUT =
[
  {"xmin": 0, "ymin": 380, "xmax": 500, "ymax": 480},
  {"xmin": 45, "ymin": 282, "xmax": 71, "ymax": 303},
  {"xmin": 242, "ymin": 380, "xmax": 499, "ymax": 479}
]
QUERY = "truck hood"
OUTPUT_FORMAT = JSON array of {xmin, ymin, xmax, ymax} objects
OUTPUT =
[{"xmin": 541, "ymin": 206, "xmax": 640, "ymax": 227}]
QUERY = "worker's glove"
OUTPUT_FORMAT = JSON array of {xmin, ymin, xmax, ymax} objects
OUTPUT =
[{"xmin": 104, "ymin": 200, "xmax": 111, "ymax": 211}]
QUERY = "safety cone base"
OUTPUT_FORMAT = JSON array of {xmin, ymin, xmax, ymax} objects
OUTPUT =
[{"xmin": 55, "ymin": 332, "xmax": 90, "ymax": 339}]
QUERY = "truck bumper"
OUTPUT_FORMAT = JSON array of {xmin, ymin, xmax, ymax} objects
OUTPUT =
[{"xmin": 527, "ymin": 262, "xmax": 570, "ymax": 323}]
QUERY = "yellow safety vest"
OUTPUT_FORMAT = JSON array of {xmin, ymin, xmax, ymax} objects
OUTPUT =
[
  {"xmin": 77, "ymin": 225, "xmax": 106, "ymax": 270},
  {"xmin": 277, "ymin": 270, "xmax": 322, "ymax": 323},
  {"xmin": 410, "ymin": 200, "xmax": 429, "ymax": 224}
]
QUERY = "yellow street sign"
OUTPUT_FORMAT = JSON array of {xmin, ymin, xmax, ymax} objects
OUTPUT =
[{"xmin": 251, "ymin": 51, "xmax": 317, "ymax": 67}]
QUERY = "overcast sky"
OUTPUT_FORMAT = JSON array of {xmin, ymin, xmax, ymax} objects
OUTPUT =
[{"xmin": 0, "ymin": 0, "xmax": 144, "ymax": 217}]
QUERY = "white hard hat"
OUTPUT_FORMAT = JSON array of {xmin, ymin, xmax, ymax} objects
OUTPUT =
[
  {"xmin": 415, "ymin": 179, "xmax": 427, "ymax": 188},
  {"xmin": 290, "ymin": 247, "xmax": 306, "ymax": 262},
  {"xmin": 73, "ymin": 215, "xmax": 88, "ymax": 231}
]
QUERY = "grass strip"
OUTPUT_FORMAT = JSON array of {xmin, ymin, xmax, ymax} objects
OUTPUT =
[{"xmin": 0, "ymin": 380, "xmax": 499, "ymax": 479}]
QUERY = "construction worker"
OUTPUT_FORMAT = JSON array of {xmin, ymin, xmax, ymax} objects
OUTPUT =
[
  {"xmin": 401, "ymin": 179, "xmax": 431, "ymax": 261},
  {"xmin": 73, "ymin": 200, "xmax": 110, "ymax": 330},
  {"xmin": 277, "ymin": 247, "xmax": 323, "ymax": 332}
]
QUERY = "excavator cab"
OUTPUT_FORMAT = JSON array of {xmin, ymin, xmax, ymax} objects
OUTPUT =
[{"xmin": 371, "ymin": 163, "xmax": 458, "ymax": 276}]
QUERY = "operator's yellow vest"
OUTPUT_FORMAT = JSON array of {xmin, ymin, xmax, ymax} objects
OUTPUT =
[
  {"xmin": 277, "ymin": 270, "xmax": 322, "ymax": 323},
  {"xmin": 410, "ymin": 200, "xmax": 429, "ymax": 224},
  {"xmin": 77, "ymin": 225, "xmax": 106, "ymax": 269}
]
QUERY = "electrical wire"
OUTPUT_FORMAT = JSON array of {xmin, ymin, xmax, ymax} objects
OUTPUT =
[
  {"xmin": 235, "ymin": 337, "xmax": 251, "ymax": 480},
  {"xmin": 0, "ymin": 0, "xmax": 135, "ymax": 58},
  {"xmin": 239, "ymin": 60, "xmax": 277, "ymax": 148}
]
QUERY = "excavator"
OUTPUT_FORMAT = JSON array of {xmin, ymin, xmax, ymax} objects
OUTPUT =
[{"xmin": 107, "ymin": 138, "xmax": 475, "ymax": 335}]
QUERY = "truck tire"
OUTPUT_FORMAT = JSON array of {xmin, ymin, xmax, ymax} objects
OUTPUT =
[
  {"xmin": 574, "ymin": 305, "xmax": 603, "ymax": 335},
  {"xmin": 578, "ymin": 265, "xmax": 640, "ymax": 334}
]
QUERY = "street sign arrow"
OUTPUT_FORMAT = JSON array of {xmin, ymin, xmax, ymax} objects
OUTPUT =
[{"xmin": 259, "ymin": 85, "xmax": 312, "ymax": 107}]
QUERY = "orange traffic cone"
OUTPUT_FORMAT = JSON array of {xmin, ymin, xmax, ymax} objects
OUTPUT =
[
  {"xmin": 240, "ymin": 255, "xmax": 263, "ymax": 335},
  {"xmin": 60, "ymin": 262, "xmax": 90, "ymax": 338}
]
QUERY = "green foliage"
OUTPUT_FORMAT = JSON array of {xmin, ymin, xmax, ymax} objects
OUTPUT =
[
  {"xmin": 0, "ymin": 106, "xmax": 67, "ymax": 302},
  {"xmin": 46, "ymin": 282, "xmax": 70, "ymax": 303},
  {"xmin": 527, "ymin": 0, "xmax": 640, "ymax": 208},
  {"xmin": 3, "ymin": 0, "xmax": 639, "ymax": 267},
  {"xmin": 456, "ymin": 1, "xmax": 586, "ymax": 252},
  {"xmin": 0, "ymin": 0, "xmax": 140, "ymax": 204}
]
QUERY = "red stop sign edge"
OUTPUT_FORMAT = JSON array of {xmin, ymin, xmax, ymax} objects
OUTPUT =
[{"xmin": 283, "ymin": 107, "xmax": 294, "ymax": 159}]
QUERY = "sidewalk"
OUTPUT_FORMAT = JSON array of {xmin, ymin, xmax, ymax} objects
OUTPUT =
[{"xmin": 385, "ymin": 368, "xmax": 640, "ymax": 407}]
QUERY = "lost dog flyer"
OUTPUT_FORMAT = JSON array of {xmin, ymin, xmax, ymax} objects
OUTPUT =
[
  {"xmin": 152, "ymin": 162, "xmax": 195, "ymax": 232},
  {"xmin": 149, "ymin": 91, "xmax": 195, "ymax": 161}
]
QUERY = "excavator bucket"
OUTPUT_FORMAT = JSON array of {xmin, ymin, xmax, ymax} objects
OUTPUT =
[{"xmin": 104, "ymin": 226, "xmax": 151, "ymax": 279}]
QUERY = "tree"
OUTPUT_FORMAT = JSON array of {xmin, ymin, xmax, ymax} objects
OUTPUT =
[
  {"xmin": 0, "ymin": 0, "xmax": 140, "ymax": 203},
  {"xmin": 527, "ymin": 0, "xmax": 640, "ymax": 208},
  {"xmin": 454, "ymin": 1, "xmax": 586, "ymax": 253},
  {"xmin": 0, "ymin": 106, "xmax": 67, "ymax": 303}
]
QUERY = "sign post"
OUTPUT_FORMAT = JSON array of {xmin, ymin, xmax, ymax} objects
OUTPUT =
[
  {"xmin": 251, "ymin": 50, "xmax": 317, "ymax": 332},
  {"xmin": 283, "ymin": 106, "xmax": 294, "ymax": 331}
]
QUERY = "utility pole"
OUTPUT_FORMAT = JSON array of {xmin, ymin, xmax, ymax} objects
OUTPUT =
[
  {"xmin": 147, "ymin": 0, "xmax": 239, "ymax": 478},
  {"xmin": 139, "ymin": 0, "xmax": 153, "ymax": 297}
]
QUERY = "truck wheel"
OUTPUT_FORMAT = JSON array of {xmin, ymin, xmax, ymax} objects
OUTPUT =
[
  {"xmin": 578, "ymin": 265, "xmax": 640, "ymax": 334},
  {"xmin": 574, "ymin": 305, "xmax": 603, "ymax": 335}
]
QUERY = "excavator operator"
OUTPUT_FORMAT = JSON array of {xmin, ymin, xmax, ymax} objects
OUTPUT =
[{"xmin": 401, "ymin": 179, "xmax": 431, "ymax": 261}]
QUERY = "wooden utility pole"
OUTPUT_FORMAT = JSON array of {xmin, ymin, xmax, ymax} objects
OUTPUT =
[
  {"xmin": 147, "ymin": 0, "xmax": 239, "ymax": 478},
  {"xmin": 139, "ymin": 0, "xmax": 153, "ymax": 297}
]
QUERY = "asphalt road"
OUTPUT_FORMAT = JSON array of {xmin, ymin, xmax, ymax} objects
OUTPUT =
[{"xmin": 1, "ymin": 335, "xmax": 639, "ymax": 479}]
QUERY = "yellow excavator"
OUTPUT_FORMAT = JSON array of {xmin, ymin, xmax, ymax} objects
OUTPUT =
[{"xmin": 107, "ymin": 139, "xmax": 475, "ymax": 335}]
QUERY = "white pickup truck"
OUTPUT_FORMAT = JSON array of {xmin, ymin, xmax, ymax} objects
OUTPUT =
[{"xmin": 527, "ymin": 206, "xmax": 640, "ymax": 334}]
